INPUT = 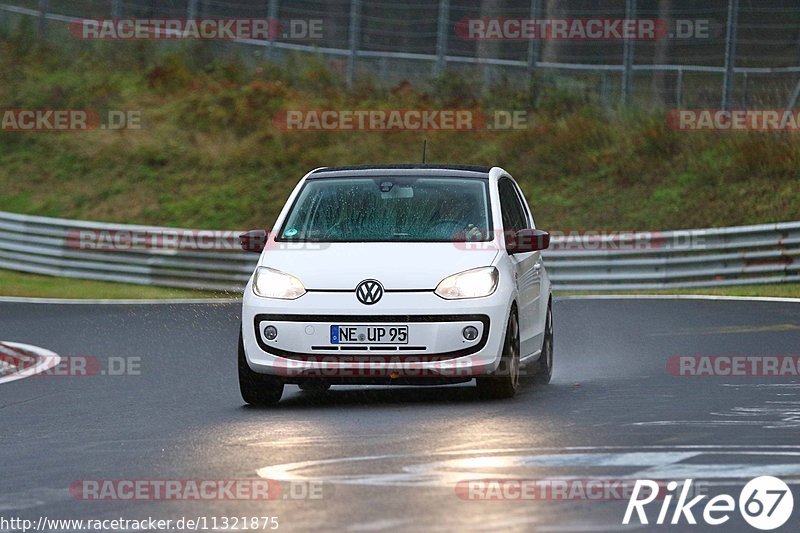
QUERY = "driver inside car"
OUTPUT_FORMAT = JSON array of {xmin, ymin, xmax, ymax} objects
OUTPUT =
[{"xmin": 430, "ymin": 198, "xmax": 485, "ymax": 241}]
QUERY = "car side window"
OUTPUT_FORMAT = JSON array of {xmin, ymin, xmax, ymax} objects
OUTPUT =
[
  {"xmin": 512, "ymin": 182, "xmax": 534, "ymax": 229},
  {"xmin": 498, "ymin": 179, "xmax": 528, "ymax": 232}
]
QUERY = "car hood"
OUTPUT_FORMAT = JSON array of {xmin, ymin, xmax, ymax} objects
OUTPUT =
[{"xmin": 258, "ymin": 242, "xmax": 498, "ymax": 290}]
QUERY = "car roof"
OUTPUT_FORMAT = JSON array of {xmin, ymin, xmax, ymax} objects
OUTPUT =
[{"xmin": 308, "ymin": 164, "xmax": 493, "ymax": 179}]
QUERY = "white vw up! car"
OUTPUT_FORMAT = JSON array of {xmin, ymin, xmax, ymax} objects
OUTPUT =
[{"xmin": 238, "ymin": 165, "xmax": 553, "ymax": 405}]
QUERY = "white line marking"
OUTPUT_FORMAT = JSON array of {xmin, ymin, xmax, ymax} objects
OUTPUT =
[
  {"xmin": 348, "ymin": 519, "xmax": 414, "ymax": 531},
  {"xmin": 0, "ymin": 487, "xmax": 72, "ymax": 512},
  {"xmin": 257, "ymin": 446, "xmax": 800, "ymax": 488},
  {"xmin": 538, "ymin": 525, "xmax": 647, "ymax": 532},
  {"xmin": 0, "ymin": 296, "xmax": 241, "ymax": 305},
  {"xmin": 0, "ymin": 342, "xmax": 61, "ymax": 385},
  {"xmin": 557, "ymin": 294, "xmax": 800, "ymax": 303}
]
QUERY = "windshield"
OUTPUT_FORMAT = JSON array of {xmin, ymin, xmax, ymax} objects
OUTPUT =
[{"xmin": 279, "ymin": 176, "xmax": 492, "ymax": 242}]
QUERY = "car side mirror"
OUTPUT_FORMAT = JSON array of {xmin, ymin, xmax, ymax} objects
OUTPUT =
[
  {"xmin": 507, "ymin": 229, "xmax": 550, "ymax": 254},
  {"xmin": 239, "ymin": 230, "xmax": 268, "ymax": 253}
]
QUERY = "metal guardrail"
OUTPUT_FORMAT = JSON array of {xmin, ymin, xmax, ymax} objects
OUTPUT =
[
  {"xmin": 544, "ymin": 223, "xmax": 800, "ymax": 291},
  {"xmin": 1, "ymin": 210, "xmax": 798, "ymax": 292},
  {"xmin": 0, "ymin": 211, "xmax": 254, "ymax": 292}
]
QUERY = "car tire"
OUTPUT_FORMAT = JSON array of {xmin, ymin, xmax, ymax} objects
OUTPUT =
[
  {"xmin": 476, "ymin": 309, "xmax": 520, "ymax": 400},
  {"xmin": 298, "ymin": 381, "xmax": 332, "ymax": 393},
  {"xmin": 238, "ymin": 329, "xmax": 284, "ymax": 406},
  {"xmin": 533, "ymin": 302, "xmax": 554, "ymax": 385}
]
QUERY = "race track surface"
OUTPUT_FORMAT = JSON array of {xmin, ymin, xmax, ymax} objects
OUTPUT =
[{"xmin": 1, "ymin": 298, "xmax": 799, "ymax": 532}]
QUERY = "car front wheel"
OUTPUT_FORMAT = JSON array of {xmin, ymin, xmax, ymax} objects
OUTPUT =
[
  {"xmin": 238, "ymin": 329, "xmax": 284, "ymax": 406},
  {"xmin": 476, "ymin": 309, "xmax": 520, "ymax": 399},
  {"xmin": 534, "ymin": 302, "xmax": 553, "ymax": 384}
]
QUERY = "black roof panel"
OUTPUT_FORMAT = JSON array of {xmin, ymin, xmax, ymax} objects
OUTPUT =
[
  {"xmin": 311, "ymin": 164, "xmax": 492, "ymax": 175},
  {"xmin": 308, "ymin": 165, "xmax": 493, "ymax": 181}
]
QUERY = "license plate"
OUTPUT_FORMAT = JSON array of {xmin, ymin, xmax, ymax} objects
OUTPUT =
[{"xmin": 330, "ymin": 325, "xmax": 408, "ymax": 345}]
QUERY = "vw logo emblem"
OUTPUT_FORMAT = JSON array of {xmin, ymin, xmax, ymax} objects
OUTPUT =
[{"xmin": 356, "ymin": 279, "xmax": 384, "ymax": 305}]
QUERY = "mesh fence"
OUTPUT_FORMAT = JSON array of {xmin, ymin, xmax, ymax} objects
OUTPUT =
[{"xmin": 2, "ymin": 0, "xmax": 800, "ymax": 108}]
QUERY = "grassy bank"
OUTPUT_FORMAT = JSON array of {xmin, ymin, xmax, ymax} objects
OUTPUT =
[
  {"xmin": 0, "ymin": 269, "xmax": 229, "ymax": 299},
  {"xmin": 0, "ymin": 28, "xmax": 798, "ymax": 299},
  {"xmin": 0, "ymin": 30, "xmax": 798, "ymax": 233}
]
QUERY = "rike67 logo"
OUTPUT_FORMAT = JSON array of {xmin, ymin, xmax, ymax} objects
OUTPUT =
[{"xmin": 624, "ymin": 476, "xmax": 794, "ymax": 530}]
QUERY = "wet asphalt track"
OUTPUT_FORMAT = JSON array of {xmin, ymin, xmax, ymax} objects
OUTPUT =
[{"xmin": 1, "ymin": 297, "xmax": 800, "ymax": 532}]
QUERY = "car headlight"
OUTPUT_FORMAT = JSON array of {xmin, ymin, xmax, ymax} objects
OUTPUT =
[
  {"xmin": 252, "ymin": 267, "xmax": 306, "ymax": 299},
  {"xmin": 435, "ymin": 266, "xmax": 499, "ymax": 300}
]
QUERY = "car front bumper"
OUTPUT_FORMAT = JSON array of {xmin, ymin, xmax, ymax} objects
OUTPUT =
[{"xmin": 241, "ymin": 282, "xmax": 512, "ymax": 384}]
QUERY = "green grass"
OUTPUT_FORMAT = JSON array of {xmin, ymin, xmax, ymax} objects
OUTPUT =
[
  {"xmin": 0, "ymin": 269, "xmax": 232, "ymax": 299},
  {"xmin": 0, "ymin": 32, "xmax": 798, "ymax": 232},
  {"xmin": 0, "ymin": 29, "xmax": 798, "ymax": 300},
  {"xmin": 557, "ymin": 283, "xmax": 800, "ymax": 299}
]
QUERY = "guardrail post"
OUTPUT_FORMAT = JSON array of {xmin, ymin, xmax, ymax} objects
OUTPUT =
[
  {"xmin": 346, "ymin": 0, "xmax": 361, "ymax": 88},
  {"xmin": 526, "ymin": 0, "xmax": 542, "ymax": 75},
  {"xmin": 435, "ymin": 0, "xmax": 450, "ymax": 77},
  {"xmin": 676, "ymin": 68, "xmax": 683, "ymax": 107},
  {"xmin": 721, "ymin": 0, "xmax": 739, "ymax": 111},
  {"xmin": 37, "ymin": 0, "xmax": 49, "ymax": 38},
  {"xmin": 265, "ymin": 0, "xmax": 279, "ymax": 59},
  {"xmin": 621, "ymin": 0, "xmax": 636, "ymax": 105},
  {"xmin": 111, "ymin": 0, "xmax": 122, "ymax": 19},
  {"xmin": 742, "ymin": 71, "xmax": 749, "ymax": 109},
  {"xmin": 187, "ymin": 0, "xmax": 199, "ymax": 20}
]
